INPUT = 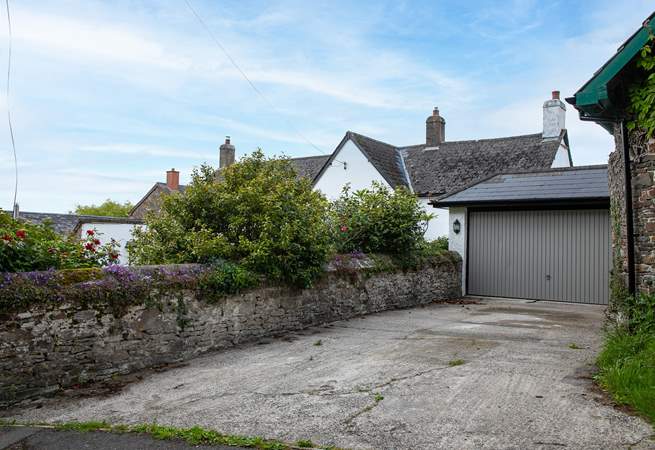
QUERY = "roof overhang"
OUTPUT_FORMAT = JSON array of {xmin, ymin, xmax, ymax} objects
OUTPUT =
[
  {"xmin": 432, "ymin": 197, "xmax": 610, "ymax": 209},
  {"xmin": 566, "ymin": 13, "xmax": 655, "ymax": 130}
]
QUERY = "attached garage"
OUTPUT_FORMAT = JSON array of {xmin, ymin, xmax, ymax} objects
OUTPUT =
[{"xmin": 434, "ymin": 166, "xmax": 611, "ymax": 305}]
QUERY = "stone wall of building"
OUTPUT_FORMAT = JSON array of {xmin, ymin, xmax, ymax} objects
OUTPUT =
[
  {"xmin": 0, "ymin": 258, "xmax": 461, "ymax": 407},
  {"xmin": 608, "ymin": 125, "xmax": 655, "ymax": 294}
]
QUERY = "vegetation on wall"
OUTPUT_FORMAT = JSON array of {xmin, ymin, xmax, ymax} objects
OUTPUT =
[
  {"xmin": 627, "ymin": 33, "xmax": 655, "ymax": 137},
  {"xmin": 0, "ymin": 212, "xmax": 119, "ymax": 273},
  {"xmin": 73, "ymin": 199, "xmax": 134, "ymax": 217}
]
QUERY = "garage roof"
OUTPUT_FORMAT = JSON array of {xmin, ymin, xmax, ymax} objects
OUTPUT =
[{"xmin": 433, "ymin": 165, "xmax": 608, "ymax": 207}]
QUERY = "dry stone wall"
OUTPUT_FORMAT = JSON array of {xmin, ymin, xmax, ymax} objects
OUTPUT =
[{"xmin": 0, "ymin": 258, "xmax": 461, "ymax": 407}]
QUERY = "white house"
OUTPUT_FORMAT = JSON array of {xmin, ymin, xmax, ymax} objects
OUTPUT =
[{"xmin": 132, "ymin": 91, "xmax": 573, "ymax": 245}]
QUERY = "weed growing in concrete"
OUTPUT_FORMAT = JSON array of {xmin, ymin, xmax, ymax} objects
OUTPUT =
[
  {"xmin": 296, "ymin": 439, "xmax": 314, "ymax": 448},
  {"xmin": 568, "ymin": 343, "xmax": 582, "ymax": 349},
  {"xmin": 313, "ymin": 339, "xmax": 322, "ymax": 346},
  {"xmin": 373, "ymin": 393, "xmax": 384, "ymax": 402},
  {"xmin": 448, "ymin": 359, "xmax": 465, "ymax": 367}
]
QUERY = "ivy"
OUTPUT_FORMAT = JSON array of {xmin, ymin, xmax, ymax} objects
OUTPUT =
[{"xmin": 627, "ymin": 33, "xmax": 655, "ymax": 137}]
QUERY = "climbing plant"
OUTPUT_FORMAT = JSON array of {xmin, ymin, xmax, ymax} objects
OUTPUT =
[{"xmin": 627, "ymin": 33, "xmax": 655, "ymax": 137}]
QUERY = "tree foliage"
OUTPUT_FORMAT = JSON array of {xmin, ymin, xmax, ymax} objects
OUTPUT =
[
  {"xmin": 129, "ymin": 150, "xmax": 332, "ymax": 287},
  {"xmin": 74, "ymin": 199, "xmax": 134, "ymax": 217},
  {"xmin": 330, "ymin": 182, "xmax": 433, "ymax": 255},
  {"xmin": 627, "ymin": 33, "xmax": 655, "ymax": 137}
]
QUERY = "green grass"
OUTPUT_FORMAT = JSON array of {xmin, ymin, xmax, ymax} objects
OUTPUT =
[
  {"xmin": 448, "ymin": 359, "xmax": 465, "ymax": 367},
  {"xmin": 373, "ymin": 393, "xmax": 384, "ymax": 402},
  {"xmin": 296, "ymin": 439, "xmax": 314, "ymax": 448},
  {"xmin": 596, "ymin": 330, "xmax": 655, "ymax": 424}
]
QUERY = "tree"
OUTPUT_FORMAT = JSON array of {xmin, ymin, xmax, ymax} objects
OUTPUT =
[
  {"xmin": 129, "ymin": 150, "xmax": 332, "ymax": 287},
  {"xmin": 73, "ymin": 199, "xmax": 133, "ymax": 217}
]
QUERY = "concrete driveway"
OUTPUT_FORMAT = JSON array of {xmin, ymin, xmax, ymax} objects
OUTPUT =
[{"xmin": 5, "ymin": 299, "xmax": 653, "ymax": 449}]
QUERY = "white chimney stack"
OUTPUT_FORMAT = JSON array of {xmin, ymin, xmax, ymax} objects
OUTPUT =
[{"xmin": 543, "ymin": 90, "xmax": 566, "ymax": 140}]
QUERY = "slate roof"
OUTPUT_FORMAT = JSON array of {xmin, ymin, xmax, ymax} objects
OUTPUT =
[
  {"xmin": 401, "ymin": 133, "xmax": 565, "ymax": 196},
  {"xmin": 289, "ymin": 155, "xmax": 330, "ymax": 180},
  {"xmin": 3, "ymin": 211, "xmax": 142, "ymax": 236},
  {"xmin": 434, "ymin": 165, "xmax": 608, "ymax": 207},
  {"xmin": 348, "ymin": 132, "xmax": 410, "ymax": 188}
]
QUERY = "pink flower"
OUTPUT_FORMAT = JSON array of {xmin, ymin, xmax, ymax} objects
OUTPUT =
[{"xmin": 340, "ymin": 225, "xmax": 348, "ymax": 232}]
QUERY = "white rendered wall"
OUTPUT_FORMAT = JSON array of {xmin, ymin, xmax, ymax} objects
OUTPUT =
[
  {"xmin": 551, "ymin": 142, "xmax": 572, "ymax": 168},
  {"xmin": 314, "ymin": 140, "xmax": 392, "ymax": 200},
  {"xmin": 419, "ymin": 198, "xmax": 449, "ymax": 240},
  {"xmin": 448, "ymin": 207, "xmax": 467, "ymax": 295},
  {"xmin": 78, "ymin": 223, "xmax": 141, "ymax": 265}
]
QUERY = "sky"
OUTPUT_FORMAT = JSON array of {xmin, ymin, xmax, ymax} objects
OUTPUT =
[{"xmin": 0, "ymin": 0, "xmax": 653, "ymax": 213}]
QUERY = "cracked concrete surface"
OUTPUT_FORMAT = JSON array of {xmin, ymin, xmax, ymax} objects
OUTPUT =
[{"xmin": 4, "ymin": 298, "xmax": 654, "ymax": 449}]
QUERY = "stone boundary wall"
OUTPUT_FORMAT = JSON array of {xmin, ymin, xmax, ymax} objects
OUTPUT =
[
  {"xmin": 0, "ymin": 258, "xmax": 461, "ymax": 407},
  {"xmin": 608, "ymin": 130, "xmax": 655, "ymax": 293}
]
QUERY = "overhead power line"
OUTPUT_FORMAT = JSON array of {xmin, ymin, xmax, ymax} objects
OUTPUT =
[
  {"xmin": 5, "ymin": 0, "xmax": 17, "ymax": 216},
  {"xmin": 182, "ymin": 0, "xmax": 344, "ymax": 165}
]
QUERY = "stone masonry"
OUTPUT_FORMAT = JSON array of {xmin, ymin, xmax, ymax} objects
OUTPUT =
[
  {"xmin": 0, "ymin": 258, "xmax": 461, "ymax": 407},
  {"xmin": 608, "ymin": 127, "xmax": 655, "ymax": 293}
]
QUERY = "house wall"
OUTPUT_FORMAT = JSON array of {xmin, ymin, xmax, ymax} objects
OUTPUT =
[
  {"xmin": 551, "ymin": 142, "xmax": 572, "ymax": 168},
  {"xmin": 314, "ymin": 140, "xmax": 392, "ymax": 200},
  {"xmin": 448, "ymin": 207, "xmax": 467, "ymax": 295},
  {"xmin": 418, "ymin": 199, "xmax": 449, "ymax": 239},
  {"xmin": 78, "ymin": 223, "xmax": 142, "ymax": 265}
]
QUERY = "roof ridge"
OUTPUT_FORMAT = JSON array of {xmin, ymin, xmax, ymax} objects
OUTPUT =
[
  {"xmin": 400, "ymin": 132, "xmax": 543, "ymax": 150},
  {"xmin": 288, "ymin": 154, "xmax": 330, "ymax": 161},
  {"xmin": 348, "ymin": 131, "xmax": 398, "ymax": 149}
]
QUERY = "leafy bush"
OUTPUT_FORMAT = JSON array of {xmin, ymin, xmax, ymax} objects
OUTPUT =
[
  {"xmin": 627, "ymin": 33, "xmax": 655, "ymax": 137},
  {"xmin": 197, "ymin": 262, "xmax": 259, "ymax": 301},
  {"xmin": 73, "ymin": 199, "xmax": 133, "ymax": 217},
  {"xmin": 0, "ymin": 212, "xmax": 119, "ymax": 272},
  {"xmin": 330, "ymin": 182, "xmax": 433, "ymax": 256},
  {"xmin": 129, "ymin": 150, "xmax": 332, "ymax": 287}
]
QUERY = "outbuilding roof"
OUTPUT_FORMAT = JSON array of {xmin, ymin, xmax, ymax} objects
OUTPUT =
[
  {"xmin": 4, "ymin": 211, "xmax": 143, "ymax": 236},
  {"xmin": 433, "ymin": 165, "xmax": 608, "ymax": 207}
]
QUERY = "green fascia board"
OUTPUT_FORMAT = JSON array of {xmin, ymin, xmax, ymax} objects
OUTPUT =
[{"xmin": 573, "ymin": 15, "xmax": 654, "ymax": 115}]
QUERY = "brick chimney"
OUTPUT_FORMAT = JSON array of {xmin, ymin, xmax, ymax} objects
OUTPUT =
[
  {"xmin": 426, "ymin": 107, "xmax": 445, "ymax": 146},
  {"xmin": 166, "ymin": 168, "xmax": 180, "ymax": 190},
  {"xmin": 543, "ymin": 90, "xmax": 566, "ymax": 140},
  {"xmin": 219, "ymin": 136, "xmax": 236, "ymax": 168}
]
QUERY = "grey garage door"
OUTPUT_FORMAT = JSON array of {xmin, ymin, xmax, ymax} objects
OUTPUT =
[{"xmin": 467, "ymin": 209, "xmax": 610, "ymax": 304}]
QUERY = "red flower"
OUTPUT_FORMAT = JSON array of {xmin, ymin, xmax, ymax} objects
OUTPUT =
[
  {"xmin": 93, "ymin": 239, "xmax": 101, "ymax": 245},
  {"xmin": 109, "ymin": 252, "xmax": 118, "ymax": 260},
  {"xmin": 15, "ymin": 229, "xmax": 26, "ymax": 239},
  {"xmin": 86, "ymin": 229, "xmax": 94, "ymax": 236},
  {"xmin": 340, "ymin": 225, "xmax": 348, "ymax": 232},
  {"xmin": 47, "ymin": 247, "xmax": 56, "ymax": 254},
  {"xmin": 84, "ymin": 242, "xmax": 95, "ymax": 251},
  {"xmin": 1, "ymin": 234, "xmax": 11, "ymax": 242}
]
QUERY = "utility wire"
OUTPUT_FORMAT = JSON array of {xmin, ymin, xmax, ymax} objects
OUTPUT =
[
  {"xmin": 182, "ymin": 0, "xmax": 344, "ymax": 165},
  {"xmin": 5, "ymin": 0, "xmax": 17, "ymax": 216}
]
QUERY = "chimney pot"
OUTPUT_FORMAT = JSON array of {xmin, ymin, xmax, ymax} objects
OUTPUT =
[
  {"xmin": 552, "ymin": 90, "xmax": 560, "ymax": 100},
  {"xmin": 219, "ymin": 136, "xmax": 236, "ymax": 168},
  {"xmin": 166, "ymin": 168, "xmax": 180, "ymax": 191}
]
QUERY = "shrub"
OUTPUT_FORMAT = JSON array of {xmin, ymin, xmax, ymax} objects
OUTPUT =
[
  {"xmin": 0, "ymin": 212, "xmax": 119, "ymax": 272},
  {"xmin": 330, "ymin": 182, "xmax": 433, "ymax": 256},
  {"xmin": 129, "ymin": 150, "xmax": 332, "ymax": 287}
]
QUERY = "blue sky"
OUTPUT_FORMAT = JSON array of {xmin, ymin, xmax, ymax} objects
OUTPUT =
[{"xmin": 1, "ymin": 0, "xmax": 653, "ymax": 213}]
